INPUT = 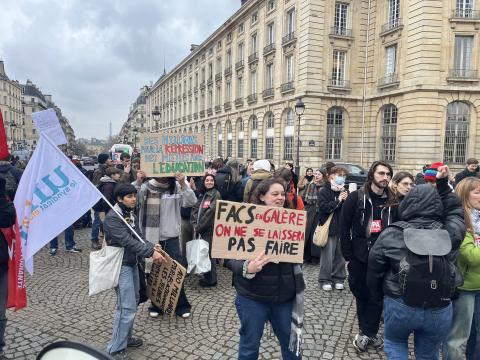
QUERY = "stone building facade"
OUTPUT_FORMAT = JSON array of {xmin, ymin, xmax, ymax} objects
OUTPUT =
[
  {"xmin": 143, "ymin": 0, "xmax": 480, "ymax": 173},
  {"xmin": 119, "ymin": 87, "xmax": 148, "ymax": 149}
]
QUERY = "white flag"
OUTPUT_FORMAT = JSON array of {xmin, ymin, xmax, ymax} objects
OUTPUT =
[{"xmin": 14, "ymin": 134, "xmax": 102, "ymax": 274}]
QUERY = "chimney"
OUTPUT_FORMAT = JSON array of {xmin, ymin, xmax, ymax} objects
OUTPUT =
[
  {"xmin": 0, "ymin": 61, "xmax": 5, "ymax": 76},
  {"xmin": 190, "ymin": 44, "xmax": 199, "ymax": 52}
]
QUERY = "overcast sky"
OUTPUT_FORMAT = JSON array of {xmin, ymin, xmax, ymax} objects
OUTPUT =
[{"xmin": 0, "ymin": 0, "xmax": 240, "ymax": 140}]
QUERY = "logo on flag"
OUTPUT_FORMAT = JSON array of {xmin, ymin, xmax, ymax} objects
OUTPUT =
[{"xmin": 14, "ymin": 134, "xmax": 102, "ymax": 274}]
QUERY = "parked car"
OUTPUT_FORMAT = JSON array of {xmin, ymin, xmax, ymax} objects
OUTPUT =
[
  {"xmin": 82, "ymin": 156, "xmax": 95, "ymax": 166},
  {"xmin": 321, "ymin": 162, "xmax": 367, "ymax": 187}
]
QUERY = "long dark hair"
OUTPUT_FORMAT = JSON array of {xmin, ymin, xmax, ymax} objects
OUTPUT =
[
  {"xmin": 387, "ymin": 171, "xmax": 414, "ymax": 207},
  {"xmin": 250, "ymin": 178, "xmax": 292, "ymax": 209}
]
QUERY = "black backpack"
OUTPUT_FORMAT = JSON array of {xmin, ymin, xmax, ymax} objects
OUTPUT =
[
  {"xmin": 0, "ymin": 169, "xmax": 19, "ymax": 200},
  {"xmin": 392, "ymin": 221, "xmax": 458, "ymax": 308},
  {"xmin": 216, "ymin": 172, "xmax": 234, "ymax": 200},
  {"xmin": 92, "ymin": 183, "xmax": 108, "ymax": 212}
]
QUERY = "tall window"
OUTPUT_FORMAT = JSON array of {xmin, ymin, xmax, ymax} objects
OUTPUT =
[
  {"xmin": 265, "ymin": 112, "xmax": 275, "ymax": 159},
  {"xmin": 284, "ymin": 108, "xmax": 294, "ymax": 160},
  {"xmin": 334, "ymin": 3, "xmax": 348, "ymax": 34},
  {"xmin": 267, "ymin": 23, "xmax": 275, "ymax": 45},
  {"xmin": 237, "ymin": 77, "xmax": 244, "ymax": 98},
  {"xmin": 208, "ymin": 63, "xmax": 213, "ymax": 80},
  {"xmin": 332, "ymin": 50, "xmax": 346, "ymax": 85},
  {"xmin": 456, "ymin": 0, "xmax": 474, "ymax": 16},
  {"xmin": 250, "ymin": 71, "xmax": 257, "ymax": 94},
  {"xmin": 226, "ymin": 50, "xmax": 232, "ymax": 67},
  {"xmin": 286, "ymin": 55, "xmax": 294, "ymax": 82},
  {"xmin": 381, "ymin": 105, "xmax": 398, "ymax": 162},
  {"xmin": 444, "ymin": 101, "xmax": 470, "ymax": 163},
  {"xmin": 238, "ymin": 43, "xmax": 244, "ymax": 61},
  {"xmin": 250, "ymin": 116, "xmax": 258, "ymax": 158},
  {"xmin": 388, "ymin": 0, "xmax": 400, "ymax": 26},
  {"xmin": 325, "ymin": 107, "xmax": 344, "ymax": 160},
  {"xmin": 237, "ymin": 119, "xmax": 244, "ymax": 158},
  {"xmin": 286, "ymin": 8, "xmax": 295, "ymax": 34},
  {"xmin": 385, "ymin": 44, "xmax": 397, "ymax": 76},
  {"xmin": 226, "ymin": 81, "xmax": 232, "ymax": 101},
  {"xmin": 226, "ymin": 121, "xmax": 233, "ymax": 157},
  {"xmin": 454, "ymin": 36, "xmax": 473, "ymax": 76},
  {"xmin": 215, "ymin": 86, "xmax": 221, "ymax": 106},
  {"xmin": 216, "ymin": 57, "xmax": 222, "ymax": 73},
  {"xmin": 217, "ymin": 123, "xmax": 223, "ymax": 157},
  {"xmin": 251, "ymin": 33, "xmax": 258, "ymax": 54},
  {"xmin": 266, "ymin": 63, "xmax": 274, "ymax": 89}
]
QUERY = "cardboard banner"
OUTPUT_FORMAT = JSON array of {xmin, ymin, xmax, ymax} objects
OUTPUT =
[
  {"xmin": 147, "ymin": 250, "xmax": 186, "ymax": 316},
  {"xmin": 212, "ymin": 200, "xmax": 306, "ymax": 263},
  {"xmin": 139, "ymin": 133, "xmax": 205, "ymax": 177}
]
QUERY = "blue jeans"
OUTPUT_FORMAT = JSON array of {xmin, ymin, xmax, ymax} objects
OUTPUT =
[
  {"xmin": 384, "ymin": 296, "xmax": 452, "ymax": 360},
  {"xmin": 50, "ymin": 226, "xmax": 75, "ymax": 250},
  {"xmin": 235, "ymin": 294, "xmax": 301, "ymax": 360},
  {"xmin": 443, "ymin": 290, "xmax": 480, "ymax": 360},
  {"xmin": 91, "ymin": 211, "xmax": 102, "ymax": 241},
  {"xmin": 107, "ymin": 265, "xmax": 139, "ymax": 354}
]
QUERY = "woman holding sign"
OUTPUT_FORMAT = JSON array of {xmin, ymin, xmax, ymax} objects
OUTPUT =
[
  {"xmin": 190, "ymin": 174, "xmax": 222, "ymax": 287},
  {"xmin": 226, "ymin": 178, "xmax": 305, "ymax": 360}
]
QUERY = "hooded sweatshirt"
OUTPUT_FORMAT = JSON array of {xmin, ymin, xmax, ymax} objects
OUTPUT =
[
  {"xmin": 137, "ymin": 179, "xmax": 197, "ymax": 243},
  {"xmin": 243, "ymin": 170, "xmax": 272, "ymax": 202}
]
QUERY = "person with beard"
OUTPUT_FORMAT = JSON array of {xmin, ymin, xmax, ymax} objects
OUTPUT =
[
  {"xmin": 298, "ymin": 168, "xmax": 314, "ymax": 198},
  {"xmin": 339, "ymin": 161, "xmax": 393, "ymax": 352}
]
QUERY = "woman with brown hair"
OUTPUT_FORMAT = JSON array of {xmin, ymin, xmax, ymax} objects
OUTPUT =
[
  {"xmin": 302, "ymin": 169, "xmax": 324, "ymax": 263},
  {"xmin": 387, "ymin": 171, "xmax": 414, "ymax": 221}
]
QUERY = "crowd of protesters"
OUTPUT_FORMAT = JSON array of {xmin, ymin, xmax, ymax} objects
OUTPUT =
[{"xmin": 3, "ymin": 149, "xmax": 480, "ymax": 360}]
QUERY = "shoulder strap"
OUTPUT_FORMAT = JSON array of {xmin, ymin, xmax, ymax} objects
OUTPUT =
[{"xmin": 390, "ymin": 221, "xmax": 411, "ymax": 230}]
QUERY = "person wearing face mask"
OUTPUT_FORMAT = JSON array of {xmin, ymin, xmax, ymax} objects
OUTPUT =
[
  {"xmin": 317, "ymin": 167, "xmax": 348, "ymax": 291},
  {"xmin": 226, "ymin": 178, "xmax": 305, "ymax": 360},
  {"xmin": 190, "ymin": 174, "xmax": 222, "ymax": 287},
  {"xmin": 298, "ymin": 168, "xmax": 314, "ymax": 198},
  {"xmin": 303, "ymin": 169, "xmax": 325, "ymax": 263},
  {"xmin": 339, "ymin": 161, "xmax": 394, "ymax": 352}
]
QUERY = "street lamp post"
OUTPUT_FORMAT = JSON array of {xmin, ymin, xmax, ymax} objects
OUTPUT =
[
  {"xmin": 152, "ymin": 106, "xmax": 161, "ymax": 132},
  {"xmin": 294, "ymin": 98, "xmax": 305, "ymax": 175},
  {"xmin": 123, "ymin": 135, "xmax": 128, "ymax": 144}
]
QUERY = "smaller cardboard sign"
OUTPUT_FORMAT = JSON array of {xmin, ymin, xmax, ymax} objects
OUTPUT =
[
  {"xmin": 147, "ymin": 250, "xmax": 186, "ymax": 316},
  {"xmin": 139, "ymin": 133, "xmax": 205, "ymax": 177},
  {"xmin": 212, "ymin": 200, "xmax": 307, "ymax": 263},
  {"xmin": 32, "ymin": 108, "xmax": 67, "ymax": 146}
]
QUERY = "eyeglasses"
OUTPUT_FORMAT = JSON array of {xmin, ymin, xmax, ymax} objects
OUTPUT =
[{"xmin": 376, "ymin": 171, "xmax": 392, "ymax": 177}]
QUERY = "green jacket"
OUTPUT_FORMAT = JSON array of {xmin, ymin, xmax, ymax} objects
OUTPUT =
[{"xmin": 458, "ymin": 232, "xmax": 480, "ymax": 291}]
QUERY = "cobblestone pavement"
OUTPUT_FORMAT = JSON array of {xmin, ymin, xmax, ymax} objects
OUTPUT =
[{"xmin": 4, "ymin": 228, "xmax": 389, "ymax": 359}]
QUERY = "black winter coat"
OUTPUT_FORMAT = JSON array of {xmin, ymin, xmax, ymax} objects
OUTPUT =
[
  {"xmin": 190, "ymin": 188, "xmax": 221, "ymax": 237},
  {"xmin": 215, "ymin": 166, "xmax": 243, "ymax": 202},
  {"xmin": 367, "ymin": 178, "xmax": 465, "ymax": 301},
  {"xmin": 317, "ymin": 183, "xmax": 344, "ymax": 236},
  {"xmin": 226, "ymin": 260, "xmax": 297, "ymax": 303},
  {"xmin": 454, "ymin": 168, "xmax": 479, "ymax": 186},
  {"xmin": 104, "ymin": 204, "xmax": 155, "ymax": 267},
  {"xmin": 0, "ymin": 197, "xmax": 16, "ymax": 271},
  {"xmin": 340, "ymin": 186, "xmax": 393, "ymax": 263}
]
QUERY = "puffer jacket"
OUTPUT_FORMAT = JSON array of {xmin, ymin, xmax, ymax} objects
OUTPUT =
[
  {"xmin": 103, "ymin": 203, "xmax": 155, "ymax": 267},
  {"xmin": 367, "ymin": 178, "xmax": 465, "ymax": 301},
  {"xmin": 457, "ymin": 232, "xmax": 480, "ymax": 291},
  {"xmin": 0, "ymin": 197, "xmax": 16, "ymax": 271},
  {"xmin": 226, "ymin": 260, "xmax": 297, "ymax": 303},
  {"xmin": 190, "ymin": 188, "xmax": 221, "ymax": 237}
]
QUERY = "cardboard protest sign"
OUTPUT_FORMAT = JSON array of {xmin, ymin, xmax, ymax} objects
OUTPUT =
[
  {"xmin": 147, "ymin": 250, "xmax": 186, "ymax": 316},
  {"xmin": 32, "ymin": 108, "xmax": 67, "ymax": 146},
  {"xmin": 139, "ymin": 133, "xmax": 205, "ymax": 177},
  {"xmin": 212, "ymin": 200, "xmax": 306, "ymax": 263}
]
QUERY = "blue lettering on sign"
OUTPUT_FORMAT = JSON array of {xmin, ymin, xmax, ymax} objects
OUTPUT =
[{"xmin": 31, "ymin": 166, "xmax": 70, "ymax": 212}]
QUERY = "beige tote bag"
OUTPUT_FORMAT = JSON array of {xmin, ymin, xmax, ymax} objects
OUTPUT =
[{"xmin": 313, "ymin": 213, "xmax": 334, "ymax": 248}]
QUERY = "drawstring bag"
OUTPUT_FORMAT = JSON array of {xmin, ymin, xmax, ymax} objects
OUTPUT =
[
  {"xmin": 186, "ymin": 233, "xmax": 211, "ymax": 274},
  {"xmin": 89, "ymin": 241, "xmax": 124, "ymax": 296}
]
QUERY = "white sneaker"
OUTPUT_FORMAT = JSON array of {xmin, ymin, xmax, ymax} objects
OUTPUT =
[
  {"xmin": 322, "ymin": 284, "xmax": 332, "ymax": 291},
  {"xmin": 181, "ymin": 312, "xmax": 191, "ymax": 319},
  {"xmin": 335, "ymin": 283, "xmax": 345, "ymax": 290},
  {"xmin": 149, "ymin": 311, "xmax": 159, "ymax": 318}
]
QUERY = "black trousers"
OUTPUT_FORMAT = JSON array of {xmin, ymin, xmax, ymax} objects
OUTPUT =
[{"xmin": 348, "ymin": 259, "xmax": 383, "ymax": 338}]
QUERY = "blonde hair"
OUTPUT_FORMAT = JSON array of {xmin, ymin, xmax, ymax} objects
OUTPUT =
[{"xmin": 455, "ymin": 177, "xmax": 480, "ymax": 234}]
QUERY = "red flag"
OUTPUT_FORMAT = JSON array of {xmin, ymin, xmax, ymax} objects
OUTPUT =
[
  {"xmin": 1, "ymin": 221, "xmax": 27, "ymax": 310},
  {"xmin": 0, "ymin": 110, "xmax": 9, "ymax": 160}
]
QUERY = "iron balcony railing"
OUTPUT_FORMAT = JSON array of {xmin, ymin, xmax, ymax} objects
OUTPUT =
[
  {"xmin": 224, "ymin": 66, "xmax": 232, "ymax": 76},
  {"xmin": 224, "ymin": 101, "xmax": 232, "ymax": 111},
  {"xmin": 282, "ymin": 32, "xmax": 297, "ymax": 45},
  {"xmin": 247, "ymin": 93, "xmax": 257, "ymax": 103},
  {"xmin": 235, "ymin": 60, "xmax": 244, "ymax": 70},
  {"xmin": 215, "ymin": 105, "xmax": 222, "ymax": 113},
  {"xmin": 330, "ymin": 79, "xmax": 351, "ymax": 88},
  {"xmin": 378, "ymin": 73, "xmax": 399, "ymax": 87},
  {"xmin": 207, "ymin": 108, "xmax": 213, "ymax": 116},
  {"xmin": 330, "ymin": 26, "xmax": 353, "ymax": 37},
  {"xmin": 262, "ymin": 88, "xmax": 274, "ymax": 98},
  {"xmin": 451, "ymin": 9, "xmax": 480, "ymax": 19},
  {"xmin": 281, "ymin": 82, "xmax": 295, "ymax": 93},
  {"xmin": 215, "ymin": 73, "xmax": 222, "ymax": 81},
  {"xmin": 381, "ymin": 18, "xmax": 403, "ymax": 34},
  {"xmin": 449, "ymin": 69, "xmax": 479, "ymax": 79},
  {"xmin": 248, "ymin": 52, "xmax": 259, "ymax": 64},
  {"xmin": 263, "ymin": 43, "xmax": 276, "ymax": 55},
  {"xmin": 235, "ymin": 97, "xmax": 244, "ymax": 107}
]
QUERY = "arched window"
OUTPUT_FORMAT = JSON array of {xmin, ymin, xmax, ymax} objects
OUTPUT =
[
  {"xmin": 226, "ymin": 120, "xmax": 233, "ymax": 157},
  {"xmin": 237, "ymin": 118, "xmax": 244, "ymax": 158},
  {"xmin": 444, "ymin": 101, "xmax": 470, "ymax": 163},
  {"xmin": 217, "ymin": 122, "xmax": 223, "ymax": 157},
  {"xmin": 265, "ymin": 112, "xmax": 275, "ymax": 159},
  {"xmin": 250, "ymin": 115, "xmax": 258, "ymax": 158},
  {"xmin": 381, "ymin": 104, "xmax": 397, "ymax": 162},
  {"xmin": 325, "ymin": 107, "xmax": 344, "ymax": 160},
  {"xmin": 283, "ymin": 108, "xmax": 294, "ymax": 160}
]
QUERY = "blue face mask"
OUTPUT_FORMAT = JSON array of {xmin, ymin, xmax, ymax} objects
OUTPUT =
[{"xmin": 334, "ymin": 175, "xmax": 346, "ymax": 186}]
